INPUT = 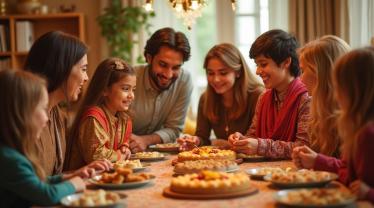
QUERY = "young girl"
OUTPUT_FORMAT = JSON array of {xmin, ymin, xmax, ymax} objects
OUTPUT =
[
  {"xmin": 65, "ymin": 58, "xmax": 135, "ymax": 170},
  {"xmin": 292, "ymin": 47, "xmax": 374, "ymax": 203},
  {"xmin": 229, "ymin": 29, "xmax": 311, "ymax": 159},
  {"xmin": 0, "ymin": 70, "xmax": 85, "ymax": 207},
  {"xmin": 299, "ymin": 35, "xmax": 350, "ymax": 157},
  {"xmin": 178, "ymin": 43, "xmax": 263, "ymax": 150}
]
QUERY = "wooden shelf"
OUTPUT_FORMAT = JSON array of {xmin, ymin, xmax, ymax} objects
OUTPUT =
[
  {"xmin": 0, "ymin": 52, "xmax": 11, "ymax": 56},
  {"xmin": 0, "ymin": 12, "xmax": 85, "ymax": 70}
]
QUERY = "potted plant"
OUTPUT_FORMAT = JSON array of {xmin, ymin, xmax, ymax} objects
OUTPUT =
[{"xmin": 97, "ymin": 0, "xmax": 154, "ymax": 63}]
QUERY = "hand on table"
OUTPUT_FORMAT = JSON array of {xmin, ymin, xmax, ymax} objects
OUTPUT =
[
  {"xmin": 120, "ymin": 145, "xmax": 132, "ymax": 159},
  {"xmin": 228, "ymin": 132, "xmax": 258, "ymax": 155},
  {"xmin": 350, "ymin": 180, "xmax": 370, "ymax": 200},
  {"xmin": 130, "ymin": 134, "xmax": 148, "ymax": 153},
  {"xmin": 292, "ymin": 145, "xmax": 317, "ymax": 169},
  {"xmin": 177, "ymin": 134, "xmax": 200, "ymax": 151}
]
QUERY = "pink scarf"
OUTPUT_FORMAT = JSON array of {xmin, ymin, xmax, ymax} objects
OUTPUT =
[{"xmin": 256, "ymin": 78, "xmax": 307, "ymax": 141}]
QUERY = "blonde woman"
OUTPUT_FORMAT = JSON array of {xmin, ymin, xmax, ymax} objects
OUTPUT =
[
  {"xmin": 0, "ymin": 70, "xmax": 85, "ymax": 206},
  {"xmin": 178, "ymin": 43, "xmax": 263, "ymax": 150},
  {"xmin": 292, "ymin": 47, "xmax": 374, "ymax": 203},
  {"xmin": 299, "ymin": 35, "xmax": 350, "ymax": 157}
]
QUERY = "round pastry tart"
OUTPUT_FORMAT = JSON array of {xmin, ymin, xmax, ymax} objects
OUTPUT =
[
  {"xmin": 170, "ymin": 171, "xmax": 250, "ymax": 194},
  {"xmin": 178, "ymin": 146, "xmax": 236, "ymax": 162},
  {"xmin": 174, "ymin": 159, "xmax": 239, "ymax": 174},
  {"xmin": 114, "ymin": 159, "xmax": 143, "ymax": 169}
]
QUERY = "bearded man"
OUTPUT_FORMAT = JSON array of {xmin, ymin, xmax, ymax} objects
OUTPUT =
[{"xmin": 130, "ymin": 27, "xmax": 193, "ymax": 153}]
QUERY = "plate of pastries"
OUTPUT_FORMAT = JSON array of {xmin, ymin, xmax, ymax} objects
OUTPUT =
[
  {"xmin": 131, "ymin": 151, "xmax": 166, "ymax": 161},
  {"xmin": 60, "ymin": 189, "xmax": 127, "ymax": 208},
  {"xmin": 148, "ymin": 143, "xmax": 180, "ymax": 152},
  {"xmin": 90, "ymin": 167, "xmax": 155, "ymax": 189},
  {"xmin": 274, "ymin": 188, "xmax": 356, "ymax": 207},
  {"xmin": 246, "ymin": 167, "xmax": 293, "ymax": 180},
  {"xmin": 163, "ymin": 170, "xmax": 258, "ymax": 199},
  {"xmin": 264, "ymin": 169, "xmax": 338, "ymax": 188},
  {"xmin": 113, "ymin": 159, "xmax": 150, "ymax": 172},
  {"xmin": 177, "ymin": 146, "xmax": 236, "ymax": 162},
  {"xmin": 174, "ymin": 159, "xmax": 239, "ymax": 175}
]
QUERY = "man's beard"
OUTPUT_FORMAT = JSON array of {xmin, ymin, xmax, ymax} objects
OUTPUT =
[{"xmin": 149, "ymin": 65, "xmax": 178, "ymax": 91}]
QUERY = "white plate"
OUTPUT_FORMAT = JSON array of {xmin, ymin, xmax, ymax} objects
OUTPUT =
[
  {"xmin": 246, "ymin": 167, "xmax": 288, "ymax": 180},
  {"xmin": 236, "ymin": 154, "xmax": 267, "ymax": 162},
  {"xmin": 60, "ymin": 192, "xmax": 127, "ymax": 208},
  {"xmin": 264, "ymin": 171, "xmax": 338, "ymax": 188},
  {"xmin": 89, "ymin": 175, "xmax": 155, "ymax": 189},
  {"xmin": 131, "ymin": 162, "xmax": 151, "ymax": 172},
  {"xmin": 274, "ymin": 189, "xmax": 356, "ymax": 207},
  {"xmin": 148, "ymin": 144, "xmax": 180, "ymax": 152},
  {"xmin": 131, "ymin": 153, "xmax": 166, "ymax": 161}
]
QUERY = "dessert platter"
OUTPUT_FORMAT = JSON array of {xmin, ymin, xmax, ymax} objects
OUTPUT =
[
  {"xmin": 236, "ymin": 153, "xmax": 267, "ymax": 162},
  {"xmin": 114, "ymin": 159, "xmax": 150, "ymax": 172},
  {"xmin": 274, "ymin": 188, "xmax": 356, "ymax": 207},
  {"xmin": 131, "ymin": 151, "xmax": 166, "ymax": 161},
  {"xmin": 60, "ymin": 189, "xmax": 127, "ymax": 208},
  {"xmin": 149, "ymin": 143, "xmax": 180, "ymax": 152},
  {"xmin": 163, "ymin": 170, "xmax": 258, "ymax": 199},
  {"xmin": 246, "ymin": 167, "xmax": 293, "ymax": 180},
  {"xmin": 177, "ymin": 146, "xmax": 236, "ymax": 162},
  {"xmin": 174, "ymin": 159, "xmax": 239, "ymax": 175},
  {"xmin": 90, "ymin": 167, "xmax": 155, "ymax": 189},
  {"xmin": 264, "ymin": 169, "xmax": 338, "ymax": 188}
]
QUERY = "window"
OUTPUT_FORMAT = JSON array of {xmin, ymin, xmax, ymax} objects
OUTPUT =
[
  {"xmin": 148, "ymin": 0, "xmax": 270, "ymax": 116},
  {"xmin": 235, "ymin": 0, "xmax": 269, "ymax": 71}
]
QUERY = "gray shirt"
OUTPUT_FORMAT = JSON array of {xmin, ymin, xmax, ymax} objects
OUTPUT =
[{"xmin": 131, "ymin": 65, "xmax": 193, "ymax": 143}]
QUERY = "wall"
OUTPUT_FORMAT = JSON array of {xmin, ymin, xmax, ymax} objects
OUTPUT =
[{"xmin": 7, "ymin": 0, "xmax": 104, "ymax": 76}]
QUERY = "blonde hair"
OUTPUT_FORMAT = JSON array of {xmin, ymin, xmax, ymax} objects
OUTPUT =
[
  {"xmin": 299, "ymin": 35, "xmax": 350, "ymax": 156},
  {"xmin": 333, "ymin": 47, "xmax": 374, "ymax": 162},
  {"xmin": 203, "ymin": 43, "xmax": 263, "ymax": 123},
  {"xmin": 0, "ymin": 70, "xmax": 47, "ymax": 179}
]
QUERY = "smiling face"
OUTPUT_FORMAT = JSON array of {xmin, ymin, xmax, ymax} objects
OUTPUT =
[
  {"xmin": 103, "ymin": 75, "xmax": 136, "ymax": 115},
  {"xmin": 147, "ymin": 46, "xmax": 183, "ymax": 91},
  {"xmin": 299, "ymin": 57, "xmax": 317, "ymax": 95},
  {"xmin": 66, "ymin": 54, "xmax": 88, "ymax": 101},
  {"xmin": 206, "ymin": 58, "xmax": 237, "ymax": 96},
  {"xmin": 32, "ymin": 87, "xmax": 49, "ymax": 139},
  {"xmin": 254, "ymin": 55, "xmax": 292, "ymax": 91}
]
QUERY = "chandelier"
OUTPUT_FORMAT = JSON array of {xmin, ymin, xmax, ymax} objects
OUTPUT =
[{"xmin": 143, "ymin": 0, "xmax": 236, "ymax": 30}]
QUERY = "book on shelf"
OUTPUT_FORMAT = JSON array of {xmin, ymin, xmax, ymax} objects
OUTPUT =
[
  {"xmin": 0, "ymin": 24, "xmax": 9, "ymax": 52},
  {"xmin": 0, "ymin": 57, "xmax": 11, "ymax": 70},
  {"xmin": 16, "ymin": 21, "xmax": 34, "ymax": 52}
]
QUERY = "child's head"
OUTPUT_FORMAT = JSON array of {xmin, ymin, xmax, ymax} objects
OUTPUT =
[
  {"xmin": 299, "ymin": 35, "xmax": 350, "ymax": 95},
  {"xmin": 299, "ymin": 36, "xmax": 350, "ymax": 156},
  {"xmin": 202, "ymin": 43, "xmax": 263, "ymax": 122},
  {"xmin": 333, "ymin": 47, "xmax": 374, "ymax": 159},
  {"xmin": 203, "ymin": 43, "xmax": 260, "ymax": 95},
  {"xmin": 250, "ymin": 29, "xmax": 300, "ymax": 78},
  {"xmin": 0, "ymin": 70, "xmax": 48, "ymax": 178},
  {"xmin": 83, "ymin": 57, "xmax": 136, "ymax": 113}
]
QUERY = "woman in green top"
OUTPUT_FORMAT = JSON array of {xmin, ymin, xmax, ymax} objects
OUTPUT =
[{"xmin": 0, "ymin": 70, "xmax": 85, "ymax": 207}]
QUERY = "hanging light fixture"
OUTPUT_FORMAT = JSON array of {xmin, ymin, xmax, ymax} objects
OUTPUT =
[
  {"xmin": 143, "ymin": 0, "xmax": 154, "ymax": 12},
  {"xmin": 143, "ymin": 0, "xmax": 236, "ymax": 30}
]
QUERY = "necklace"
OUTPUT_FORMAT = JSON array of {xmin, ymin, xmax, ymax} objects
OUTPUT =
[{"xmin": 224, "ymin": 110, "xmax": 229, "ymax": 136}]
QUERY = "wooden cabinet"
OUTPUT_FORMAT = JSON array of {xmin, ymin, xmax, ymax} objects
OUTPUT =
[{"xmin": 0, "ymin": 12, "xmax": 85, "ymax": 70}]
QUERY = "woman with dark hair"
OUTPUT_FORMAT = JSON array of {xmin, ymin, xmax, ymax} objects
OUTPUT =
[
  {"xmin": 178, "ymin": 43, "xmax": 263, "ymax": 149},
  {"xmin": 229, "ymin": 29, "xmax": 311, "ymax": 159},
  {"xmin": 24, "ymin": 31, "xmax": 111, "ymax": 176},
  {"xmin": 0, "ymin": 70, "xmax": 85, "ymax": 207}
]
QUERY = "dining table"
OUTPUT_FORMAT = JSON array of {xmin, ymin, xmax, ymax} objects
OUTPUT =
[{"xmin": 84, "ymin": 154, "xmax": 373, "ymax": 208}]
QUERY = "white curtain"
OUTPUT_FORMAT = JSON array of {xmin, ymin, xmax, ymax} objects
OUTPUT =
[{"xmin": 349, "ymin": 0, "xmax": 374, "ymax": 47}]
